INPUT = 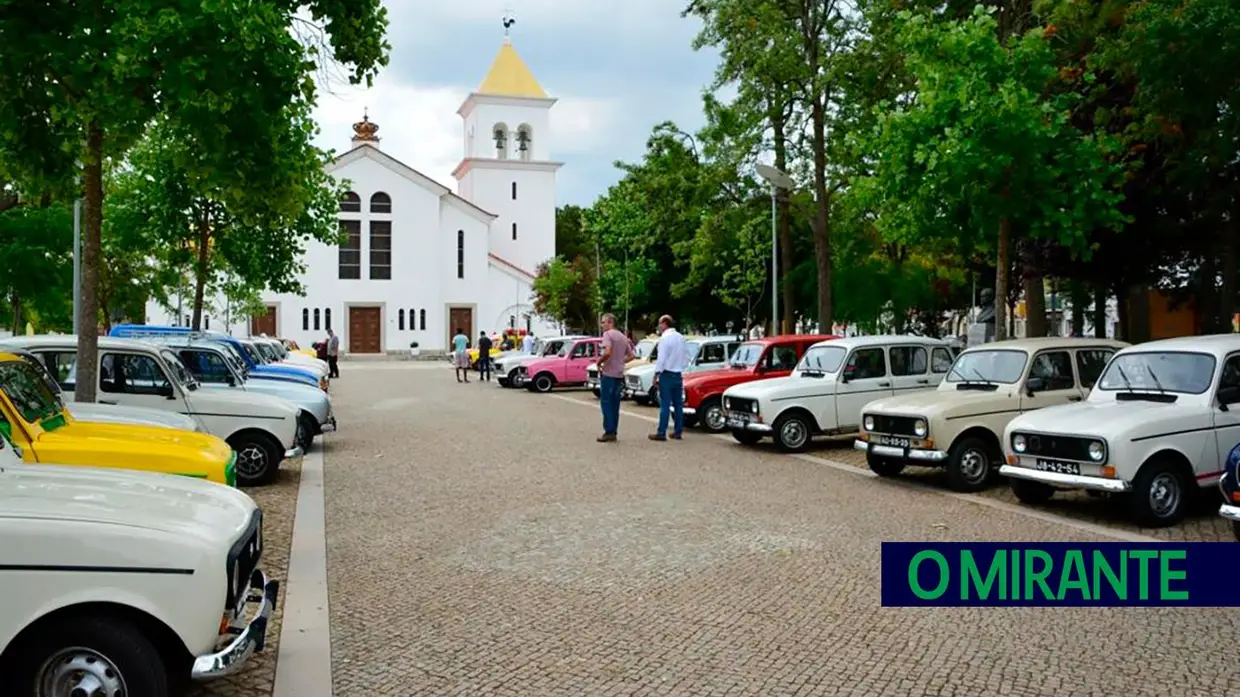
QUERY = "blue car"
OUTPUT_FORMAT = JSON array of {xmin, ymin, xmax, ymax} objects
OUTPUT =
[{"xmin": 110, "ymin": 324, "xmax": 325, "ymax": 391}]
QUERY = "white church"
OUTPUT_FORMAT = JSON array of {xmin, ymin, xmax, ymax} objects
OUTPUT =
[{"xmin": 146, "ymin": 34, "xmax": 562, "ymax": 354}]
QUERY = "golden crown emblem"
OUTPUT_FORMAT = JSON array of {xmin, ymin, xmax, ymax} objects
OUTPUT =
[{"xmin": 353, "ymin": 111, "xmax": 379, "ymax": 141}]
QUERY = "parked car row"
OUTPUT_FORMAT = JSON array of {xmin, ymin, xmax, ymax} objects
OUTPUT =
[
  {"xmin": 504, "ymin": 330, "xmax": 1240, "ymax": 536},
  {"xmin": 0, "ymin": 324, "xmax": 332, "ymax": 695}
]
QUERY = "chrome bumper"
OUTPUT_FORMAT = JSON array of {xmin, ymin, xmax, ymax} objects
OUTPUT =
[
  {"xmin": 854, "ymin": 440, "xmax": 949, "ymax": 462},
  {"xmin": 283, "ymin": 445, "xmax": 305, "ymax": 459},
  {"xmin": 319, "ymin": 417, "xmax": 337, "ymax": 433},
  {"xmin": 191, "ymin": 569, "xmax": 279, "ymax": 680},
  {"xmin": 999, "ymin": 464, "xmax": 1131, "ymax": 492},
  {"xmin": 736, "ymin": 421, "xmax": 773, "ymax": 433},
  {"xmin": 1220, "ymin": 504, "xmax": 1240, "ymax": 522},
  {"xmin": 683, "ymin": 407, "xmax": 697, "ymax": 416}
]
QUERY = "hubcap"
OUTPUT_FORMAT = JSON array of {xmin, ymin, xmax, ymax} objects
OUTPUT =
[
  {"xmin": 236, "ymin": 444, "xmax": 269, "ymax": 478},
  {"xmin": 705, "ymin": 406, "xmax": 725, "ymax": 430},
  {"xmin": 1149, "ymin": 473, "xmax": 1181, "ymax": 518},
  {"xmin": 537, "ymin": 377, "xmax": 551, "ymax": 391},
  {"xmin": 781, "ymin": 419, "xmax": 807, "ymax": 448},
  {"xmin": 38, "ymin": 647, "xmax": 126, "ymax": 697},
  {"xmin": 959, "ymin": 448, "xmax": 987, "ymax": 482}
]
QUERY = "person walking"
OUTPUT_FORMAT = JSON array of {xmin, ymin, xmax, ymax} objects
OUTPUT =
[
  {"xmin": 522, "ymin": 331, "xmax": 535, "ymax": 354},
  {"xmin": 477, "ymin": 330, "xmax": 493, "ymax": 382},
  {"xmin": 326, "ymin": 328, "xmax": 340, "ymax": 378},
  {"xmin": 596, "ymin": 313, "xmax": 633, "ymax": 442},
  {"xmin": 649, "ymin": 314, "xmax": 689, "ymax": 441},
  {"xmin": 452, "ymin": 327, "xmax": 470, "ymax": 383}
]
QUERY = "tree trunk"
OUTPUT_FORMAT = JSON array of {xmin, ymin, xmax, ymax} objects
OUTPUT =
[
  {"xmin": 809, "ymin": 95, "xmax": 833, "ymax": 331},
  {"xmin": 1221, "ymin": 218, "xmax": 1237, "ymax": 332},
  {"xmin": 191, "ymin": 202, "xmax": 212, "ymax": 330},
  {"xmin": 1070, "ymin": 280, "xmax": 1086, "ymax": 336},
  {"xmin": 994, "ymin": 217, "xmax": 1010, "ymax": 340},
  {"xmin": 771, "ymin": 104, "xmax": 795, "ymax": 335},
  {"xmin": 1092, "ymin": 284, "xmax": 1107, "ymax": 338},
  {"xmin": 1023, "ymin": 274, "xmax": 1046, "ymax": 337},
  {"xmin": 75, "ymin": 122, "xmax": 104, "ymax": 403}
]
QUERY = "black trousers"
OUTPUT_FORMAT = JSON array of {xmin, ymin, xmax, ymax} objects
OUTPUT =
[
  {"xmin": 328, "ymin": 355, "xmax": 339, "ymax": 378},
  {"xmin": 477, "ymin": 356, "xmax": 491, "ymax": 380}
]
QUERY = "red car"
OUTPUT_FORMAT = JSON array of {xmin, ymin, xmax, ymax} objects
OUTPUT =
[{"xmin": 683, "ymin": 334, "xmax": 838, "ymax": 432}]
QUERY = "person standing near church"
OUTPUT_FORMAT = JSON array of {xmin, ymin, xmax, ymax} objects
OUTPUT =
[
  {"xmin": 326, "ymin": 328, "xmax": 340, "ymax": 379},
  {"xmin": 476, "ymin": 330, "xmax": 493, "ymax": 382},
  {"xmin": 452, "ymin": 328, "xmax": 470, "ymax": 383},
  {"xmin": 522, "ymin": 331, "xmax": 535, "ymax": 354},
  {"xmin": 649, "ymin": 314, "xmax": 689, "ymax": 441},
  {"xmin": 595, "ymin": 314, "xmax": 633, "ymax": 442}
]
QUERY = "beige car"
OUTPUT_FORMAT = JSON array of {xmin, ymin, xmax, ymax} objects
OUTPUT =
[{"xmin": 854, "ymin": 336, "xmax": 1128, "ymax": 492}]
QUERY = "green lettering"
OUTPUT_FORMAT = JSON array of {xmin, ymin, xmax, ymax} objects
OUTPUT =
[
  {"xmin": 1023, "ymin": 550, "xmax": 1054, "ymax": 599},
  {"xmin": 1092, "ymin": 550, "xmax": 1127, "ymax": 600},
  {"xmin": 1056, "ymin": 550, "xmax": 1091, "ymax": 600},
  {"xmin": 1130, "ymin": 550, "xmax": 1158, "ymax": 600},
  {"xmin": 1011, "ymin": 549, "xmax": 1020, "ymax": 598},
  {"xmin": 962, "ymin": 550, "xmax": 1006, "ymax": 600},
  {"xmin": 909, "ymin": 551, "xmax": 949, "ymax": 600},
  {"xmin": 1159, "ymin": 550, "xmax": 1188, "ymax": 601}
]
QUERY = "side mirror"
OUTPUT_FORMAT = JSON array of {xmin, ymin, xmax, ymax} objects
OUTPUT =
[
  {"xmin": 157, "ymin": 384, "xmax": 175, "ymax": 399},
  {"xmin": 841, "ymin": 367, "xmax": 855, "ymax": 383},
  {"xmin": 1219, "ymin": 386, "xmax": 1240, "ymax": 408},
  {"xmin": 225, "ymin": 374, "xmax": 236, "ymax": 386},
  {"xmin": 1025, "ymin": 376, "xmax": 1046, "ymax": 395}
]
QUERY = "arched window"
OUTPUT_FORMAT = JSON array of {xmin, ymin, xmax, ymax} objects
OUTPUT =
[
  {"xmin": 398, "ymin": 308, "xmax": 405, "ymax": 330},
  {"xmin": 409, "ymin": 309, "xmax": 416, "ymax": 330},
  {"xmin": 511, "ymin": 181, "xmax": 517, "ymax": 200},
  {"xmin": 205, "ymin": 316, "xmax": 210, "ymax": 330},
  {"xmin": 509, "ymin": 315, "xmax": 516, "ymax": 328},
  {"xmin": 516, "ymin": 124, "xmax": 532, "ymax": 161},
  {"xmin": 339, "ymin": 191, "xmax": 361, "ymax": 213},
  {"xmin": 457, "ymin": 230, "xmax": 465, "ymax": 279},
  {"xmin": 302, "ymin": 308, "xmax": 309, "ymax": 330},
  {"xmin": 493, "ymin": 123, "xmax": 509, "ymax": 159},
  {"xmin": 325, "ymin": 308, "xmax": 332, "ymax": 330},
  {"xmin": 313, "ymin": 308, "xmax": 321, "ymax": 331},
  {"xmin": 419, "ymin": 309, "xmax": 426, "ymax": 330},
  {"xmin": 370, "ymin": 192, "xmax": 391, "ymax": 214},
  {"xmin": 512, "ymin": 222, "xmax": 517, "ymax": 241}
]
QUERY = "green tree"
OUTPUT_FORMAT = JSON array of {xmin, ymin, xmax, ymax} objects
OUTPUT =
[
  {"xmin": 532, "ymin": 256, "xmax": 594, "ymax": 332},
  {"xmin": 0, "ymin": 202, "xmax": 73, "ymax": 331}
]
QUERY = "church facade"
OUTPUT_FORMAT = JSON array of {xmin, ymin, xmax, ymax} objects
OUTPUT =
[{"xmin": 144, "ymin": 36, "xmax": 562, "ymax": 354}]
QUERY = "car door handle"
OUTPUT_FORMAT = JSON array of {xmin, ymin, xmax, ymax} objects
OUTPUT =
[
  {"xmin": 1068, "ymin": 396, "xmax": 1082, "ymax": 402},
  {"xmin": 878, "ymin": 381, "xmax": 891, "ymax": 387},
  {"xmin": 915, "ymin": 379, "xmax": 929, "ymax": 384},
  {"xmin": 98, "ymin": 400, "xmax": 117, "ymax": 405}
]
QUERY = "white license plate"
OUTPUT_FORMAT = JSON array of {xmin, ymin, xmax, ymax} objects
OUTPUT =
[
  {"xmin": 875, "ymin": 435, "xmax": 910, "ymax": 448},
  {"xmin": 726, "ymin": 411, "xmax": 750, "ymax": 427},
  {"xmin": 1034, "ymin": 458, "xmax": 1080, "ymax": 475}
]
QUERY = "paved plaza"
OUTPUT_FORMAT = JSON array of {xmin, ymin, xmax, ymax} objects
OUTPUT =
[{"xmin": 205, "ymin": 362, "xmax": 1239, "ymax": 697}]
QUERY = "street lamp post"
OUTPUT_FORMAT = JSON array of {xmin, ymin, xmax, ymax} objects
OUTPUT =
[{"xmin": 756, "ymin": 164, "xmax": 795, "ymax": 336}]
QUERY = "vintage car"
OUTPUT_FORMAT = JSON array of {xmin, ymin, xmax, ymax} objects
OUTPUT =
[
  {"xmin": 0, "ymin": 432, "xmax": 279, "ymax": 694},
  {"xmin": 494, "ymin": 335, "xmax": 586, "ymax": 387},
  {"xmin": 516, "ymin": 337, "xmax": 603, "ymax": 393},
  {"xmin": 683, "ymin": 334, "xmax": 837, "ymax": 433},
  {"xmin": 586, "ymin": 336, "xmax": 660, "ymax": 398},
  {"xmin": 281, "ymin": 337, "xmax": 319, "ymax": 358},
  {"xmin": 253, "ymin": 335, "xmax": 330, "ymax": 373},
  {"xmin": 725, "ymin": 335, "xmax": 953, "ymax": 452},
  {"xmin": 1000, "ymin": 334, "xmax": 1240, "ymax": 527},
  {"xmin": 626, "ymin": 335, "xmax": 744, "ymax": 406},
  {"xmin": 856, "ymin": 336, "xmax": 1127, "ymax": 492},
  {"xmin": 0, "ymin": 351, "xmax": 238, "ymax": 485},
  {"xmin": 238, "ymin": 338, "xmax": 329, "ymax": 386},
  {"xmin": 2, "ymin": 336, "xmax": 303, "ymax": 486},
  {"xmin": 1220, "ymin": 437, "xmax": 1240, "ymax": 540}
]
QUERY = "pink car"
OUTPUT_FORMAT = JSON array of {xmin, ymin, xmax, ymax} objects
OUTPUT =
[{"xmin": 516, "ymin": 337, "xmax": 602, "ymax": 393}]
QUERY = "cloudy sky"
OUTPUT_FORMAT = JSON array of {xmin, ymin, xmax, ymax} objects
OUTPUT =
[{"xmin": 310, "ymin": 0, "xmax": 721, "ymax": 207}]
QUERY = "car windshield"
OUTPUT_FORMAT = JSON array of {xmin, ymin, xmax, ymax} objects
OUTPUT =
[
  {"xmin": 798, "ymin": 345, "xmax": 846, "ymax": 373},
  {"xmin": 730, "ymin": 343, "xmax": 765, "ymax": 367},
  {"xmin": 684, "ymin": 342, "xmax": 702, "ymax": 363},
  {"xmin": 217, "ymin": 343, "xmax": 249, "ymax": 376},
  {"xmin": 160, "ymin": 349, "xmax": 196, "ymax": 389},
  {"xmin": 242, "ymin": 343, "xmax": 265, "ymax": 364},
  {"xmin": 0, "ymin": 360, "xmax": 65, "ymax": 424},
  {"xmin": 635, "ymin": 341, "xmax": 655, "ymax": 359},
  {"xmin": 1097, "ymin": 351, "xmax": 1215, "ymax": 395},
  {"xmin": 16, "ymin": 354, "xmax": 64, "ymax": 396},
  {"xmin": 253, "ymin": 342, "xmax": 275, "ymax": 362},
  {"xmin": 544, "ymin": 340, "xmax": 566, "ymax": 357},
  {"xmin": 945, "ymin": 349, "xmax": 1027, "ymax": 384}
]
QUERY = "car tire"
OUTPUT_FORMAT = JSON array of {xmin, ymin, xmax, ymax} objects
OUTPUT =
[
  {"xmin": 229, "ymin": 431, "xmax": 283, "ymax": 487},
  {"xmin": 591, "ymin": 387, "xmax": 600, "ymax": 398},
  {"xmin": 532, "ymin": 373, "xmax": 555, "ymax": 393},
  {"xmin": 732, "ymin": 428, "xmax": 762, "ymax": 446},
  {"xmin": 773, "ymin": 413, "xmax": 812, "ymax": 453},
  {"xmin": 296, "ymin": 411, "xmax": 317, "ymax": 451},
  {"xmin": 1009, "ymin": 477, "xmax": 1055, "ymax": 504},
  {"xmin": 649, "ymin": 387, "xmax": 661, "ymax": 408},
  {"xmin": 866, "ymin": 451, "xmax": 905, "ymax": 477},
  {"xmin": 8, "ymin": 613, "xmax": 169, "ymax": 697},
  {"xmin": 699, "ymin": 397, "xmax": 726, "ymax": 433},
  {"xmin": 506, "ymin": 370, "xmax": 520, "ymax": 387},
  {"xmin": 946, "ymin": 435, "xmax": 997, "ymax": 492},
  {"xmin": 1129, "ymin": 458, "xmax": 1189, "ymax": 527}
]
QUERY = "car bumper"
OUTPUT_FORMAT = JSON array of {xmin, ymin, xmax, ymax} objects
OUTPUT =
[
  {"xmin": 854, "ymin": 440, "xmax": 949, "ymax": 462},
  {"xmin": 683, "ymin": 407, "xmax": 697, "ymax": 416},
  {"xmin": 999, "ymin": 464, "xmax": 1131, "ymax": 492},
  {"xmin": 319, "ymin": 416, "xmax": 337, "ymax": 433},
  {"xmin": 1220, "ymin": 504, "xmax": 1240, "ymax": 522},
  {"xmin": 284, "ymin": 445, "xmax": 305, "ymax": 459},
  {"xmin": 191, "ymin": 569, "xmax": 280, "ymax": 680}
]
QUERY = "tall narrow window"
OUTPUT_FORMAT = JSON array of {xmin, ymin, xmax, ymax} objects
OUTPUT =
[
  {"xmin": 399, "ymin": 309, "xmax": 405, "ymax": 330},
  {"xmin": 339, "ymin": 191, "xmax": 361, "ymax": 213},
  {"xmin": 369, "ymin": 220, "xmax": 391, "ymax": 280},
  {"xmin": 314, "ymin": 309, "xmax": 321, "ymax": 331},
  {"xmin": 302, "ymin": 309, "xmax": 309, "ymax": 330},
  {"xmin": 511, "ymin": 182, "xmax": 517, "ymax": 200},
  {"xmin": 325, "ymin": 308, "xmax": 332, "ymax": 330},
  {"xmin": 409, "ymin": 309, "xmax": 416, "ymax": 330},
  {"xmin": 205, "ymin": 316, "xmax": 210, "ymax": 330},
  {"xmin": 512, "ymin": 222, "xmax": 517, "ymax": 240},
  {"xmin": 338, "ymin": 220, "xmax": 361, "ymax": 279},
  {"xmin": 457, "ymin": 230, "xmax": 465, "ymax": 279},
  {"xmin": 420, "ymin": 309, "xmax": 426, "ymax": 330},
  {"xmin": 370, "ymin": 192, "xmax": 391, "ymax": 213}
]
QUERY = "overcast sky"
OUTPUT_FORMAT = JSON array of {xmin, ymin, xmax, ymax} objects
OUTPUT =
[{"xmin": 310, "ymin": 0, "xmax": 720, "ymax": 207}]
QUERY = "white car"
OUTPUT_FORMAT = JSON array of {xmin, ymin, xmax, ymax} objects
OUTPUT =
[
  {"xmin": 252, "ymin": 335, "xmax": 330, "ymax": 374},
  {"xmin": 0, "ymin": 430, "xmax": 278, "ymax": 695},
  {"xmin": 725, "ymin": 335, "xmax": 952, "ymax": 452},
  {"xmin": 494, "ymin": 335, "xmax": 586, "ymax": 387},
  {"xmin": 239, "ymin": 338, "xmax": 329, "ymax": 383},
  {"xmin": 625, "ymin": 336, "xmax": 743, "ymax": 406},
  {"xmin": 1, "ymin": 336, "xmax": 304, "ymax": 487},
  {"xmin": 1001, "ymin": 334, "xmax": 1240, "ymax": 527}
]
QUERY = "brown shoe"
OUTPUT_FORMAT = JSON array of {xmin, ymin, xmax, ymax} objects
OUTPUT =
[
  {"xmin": 648, "ymin": 433, "xmax": 667, "ymax": 441},
  {"xmin": 670, "ymin": 433, "xmax": 683, "ymax": 440},
  {"xmin": 597, "ymin": 433, "xmax": 616, "ymax": 442}
]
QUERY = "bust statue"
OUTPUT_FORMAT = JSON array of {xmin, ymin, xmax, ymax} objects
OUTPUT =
[{"xmin": 975, "ymin": 288, "xmax": 996, "ymax": 325}]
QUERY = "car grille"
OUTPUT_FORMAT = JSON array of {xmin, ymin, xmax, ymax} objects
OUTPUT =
[
  {"xmin": 1016, "ymin": 432, "xmax": 1096, "ymax": 462},
  {"xmin": 868, "ymin": 414, "xmax": 919, "ymax": 436},
  {"xmin": 226, "ymin": 509, "xmax": 263, "ymax": 612},
  {"xmin": 587, "ymin": 366, "xmax": 598, "ymax": 378},
  {"xmin": 626, "ymin": 374, "xmax": 641, "ymax": 388},
  {"xmin": 725, "ymin": 396, "xmax": 756, "ymax": 414}
]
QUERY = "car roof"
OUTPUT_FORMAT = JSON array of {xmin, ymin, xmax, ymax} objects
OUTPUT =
[
  {"xmin": 960, "ymin": 336, "xmax": 1128, "ymax": 353},
  {"xmin": 1116, "ymin": 333, "xmax": 1240, "ymax": 358},
  {"xmin": 0, "ymin": 335, "xmax": 168, "ymax": 352},
  {"xmin": 809, "ymin": 334, "xmax": 948, "ymax": 350},
  {"xmin": 740, "ymin": 334, "xmax": 838, "ymax": 346}
]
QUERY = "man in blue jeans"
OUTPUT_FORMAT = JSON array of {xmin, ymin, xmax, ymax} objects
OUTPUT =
[
  {"xmin": 596, "ymin": 313, "xmax": 632, "ymax": 442},
  {"xmin": 649, "ymin": 314, "xmax": 689, "ymax": 441}
]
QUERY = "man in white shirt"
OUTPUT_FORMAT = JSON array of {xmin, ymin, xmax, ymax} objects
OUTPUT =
[
  {"xmin": 522, "ymin": 332, "xmax": 535, "ymax": 354},
  {"xmin": 649, "ymin": 314, "xmax": 690, "ymax": 441}
]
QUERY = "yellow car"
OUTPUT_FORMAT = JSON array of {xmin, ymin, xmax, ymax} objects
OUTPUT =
[
  {"xmin": 0, "ymin": 352, "xmax": 237, "ymax": 485},
  {"xmin": 281, "ymin": 338, "xmax": 319, "ymax": 359}
]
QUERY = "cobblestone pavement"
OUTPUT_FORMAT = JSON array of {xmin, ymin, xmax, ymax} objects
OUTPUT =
[
  {"xmin": 325, "ymin": 366, "xmax": 1238, "ymax": 697},
  {"xmin": 187, "ymin": 457, "xmax": 301, "ymax": 697}
]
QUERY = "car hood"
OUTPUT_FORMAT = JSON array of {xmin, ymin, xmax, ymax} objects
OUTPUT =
[
  {"xmin": 67, "ymin": 403, "xmax": 199, "ymax": 432},
  {"xmin": 0, "ymin": 462, "xmax": 255, "ymax": 540},
  {"xmin": 186, "ymin": 386, "xmax": 298, "ymax": 418},
  {"xmin": 1006, "ymin": 399, "xmax": 1205, "ymax": 440},
  {"xmin": 863, "ymin": 385, "xmax": 1018, "ymax": 417},
  {"xmin": 203, "ymin": 380, "xmax": 328, "ymax": 413},
  {"xmin": 726, "ymin": 375, "xmax": 825, "ymax": 399},
  {"xmin": 497, "ymin": 354, "xmax": 546, "ymax": 369},
  {"xmin": 627, "ymin": 363, "xmax": 657, "ymax": 379}
]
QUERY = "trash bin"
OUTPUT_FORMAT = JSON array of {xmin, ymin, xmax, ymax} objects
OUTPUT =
[{"xmin": 409, "ymin": 341, "xmax": 420, "ymax": 359}]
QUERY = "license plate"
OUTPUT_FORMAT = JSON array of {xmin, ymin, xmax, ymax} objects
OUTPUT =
[
  {"xmin": 726, "ymin": 411, "xmax": 750, "ymax": 427},
  {"xmin": 1034, "ymin": 458, "xmax": 1080, "ymax": 475},
  {"xmin": 875, "ymin": 435, "xmax": 910, "ymax": 448}
]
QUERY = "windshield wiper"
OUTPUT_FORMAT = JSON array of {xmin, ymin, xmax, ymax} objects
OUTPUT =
[
  {"xmin": 1145, "ymin": 365, "xmax": 1166, "ymax": 394},
  {"xmin": 968, "ymin": 366, "xmax": 993, "ymax": 384},
  {"xmin": 1115, "ymin": 364, "xmax": 1135, "ymax": 393}
]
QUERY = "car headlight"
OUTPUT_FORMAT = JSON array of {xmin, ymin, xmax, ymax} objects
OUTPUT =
[
  {"xmin": 750, "ymin": 401, "xmax": 758, "ymax": 414},
  {"xmin": 1088, "ymin": 440, "xmax": 1105, "ymax": 461},
  {"xmin": 724, "ymin": 398, "xmax": 730, "ymax": 410},
  {"xmin": 913, "ymin": 419, "xmax": 927, "ymax": 437},
  {"xmin": 1013, "ymin": 434, "xmax": 1027, "ymax": 453},
  {"xmin": 863, "ymin": 415, "xmax": 874, "ymax": 431}
]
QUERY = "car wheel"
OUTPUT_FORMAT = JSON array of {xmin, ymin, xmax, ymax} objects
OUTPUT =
[
  {"xmin": 732, "ymin": 428, "xmax": 762, "ymax": 445},
  {"xmin": 1009, "ymin": 477, "xmax": 1055, "ymax": 504},
  {"xmin": 699, "ymin": 397, "xmax": 726, "ymax": 433},
  {"xmin": 9, "ymin": 614, "xmax": 168, "ymax": 697},
  {"xmin": 946, "ymin": 436, "xmax": 997, "ymax": 492},
  {"xmin": 229, "ymin": 431, "xmax": 283, "ymax": 487},
  {"xmin": 649, "ymin": 387, "xmax": 661, "ymax": 408},
  {"xmin": 773, "ymin": 413, "xmax": 812, "ymax": 453},
  {"xmin": 866, "ymin": 451, "xmax": 905, "ymax": 477},
  {"xmin": 1130, "ymin": 459, "xmax": 1189, "ymax": 527},
  {"xmin": 506, "ymin": 370, "xmax": 520, "ymax": 387},
  {"xmin": 591, "ymin": 387, "xmax": 600, "ymax": 398},
  {"xmin": 296, "ymin": 411, "xmax": 317, "ymax": 451},
  {"xmin": 634, "ymin": 396, "xmax": 651, "ymax": 406},
  {"xmin": 533, "ymin": 374, "xmax": 555, "ymax": 393}
]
